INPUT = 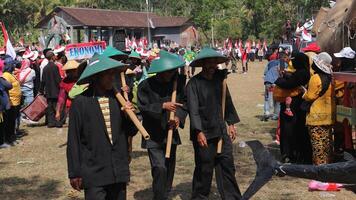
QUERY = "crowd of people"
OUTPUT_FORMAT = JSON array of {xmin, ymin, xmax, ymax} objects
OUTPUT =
[
  {"xmin": 262, "ymin": 43, "xmax": 356, "ymax": 190},
  {"xmin": 0, "ymin": 37, "xmax": 355, "ymax": 199}
]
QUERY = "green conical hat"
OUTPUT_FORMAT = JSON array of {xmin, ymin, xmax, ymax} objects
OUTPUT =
[
  {"xmin": 190, "ymin": 47, "xmax": 227, "ymax": 67},
  {"xmin": 129, "ymin": 51, "xmax": 141, "ymax": 60},
  {"xmin": 148, "ymin": 50, "xmax": 185, "ymax": 74},
  {"xmin": 89, "ymin": 52, "xmax": 100, "ymax": 62},
  {"xmin": 77, "ymin": 54, "xmax": 126, "ymax": 84},
  {"xmin": 102, "ymin": 46, "xmax": 128, "ymax": 61}
]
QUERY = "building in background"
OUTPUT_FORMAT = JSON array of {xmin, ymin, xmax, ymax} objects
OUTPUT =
[{"xmin": 36, "ymin": 7, "xmax": 198, "ymax": 49}]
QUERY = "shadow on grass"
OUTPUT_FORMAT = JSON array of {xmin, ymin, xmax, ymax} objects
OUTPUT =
[
  {"xmin": 131, "ymin": 150, "xmax": 147, "ymax": 159},
  {"xmin": 0, "ymin": 176, "xmax": 61, "ymax": 199},
  {"xmin": 134, "ymin": 182, "xmax": 220, "ymax": 200}
]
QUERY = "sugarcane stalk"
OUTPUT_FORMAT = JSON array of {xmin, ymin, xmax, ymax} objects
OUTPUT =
[
  {"xmin": 217, "ymin": 78, "xmax": 227, "ymax": 154},
  {"xmin": 165, "ymin": 77, "xmax": 178, "ymax": 158}
]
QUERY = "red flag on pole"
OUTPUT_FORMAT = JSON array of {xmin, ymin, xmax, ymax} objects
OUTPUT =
[{"xmin": 0, "ymin": 21, "xmax": 16, "ymax": 59}]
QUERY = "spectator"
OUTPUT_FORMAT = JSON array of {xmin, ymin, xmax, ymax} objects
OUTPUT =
[
  {"xmin": 263, "ymin": 53, "xmax": 289, "ymax": 121},
  {"xmin": 41, "ymin": 51, "xmax": 62, "ymax": 128},
  {"xmin": 0, "ymin": 60, "xmax": 14, "ymax": 148},
  {"xmin": 275, "ymin": 52, "xmax": 312, "ymax": 164},
  {"xmin": 269, "ymin": 49, "xmax": 279, "ymax": 61},
  {"xmin": 241, "ymin": 48, "xmax": 248, "ymax": 74},
  {"xmin": 2, "ymin": 58, "xmax": 22, "ymax": 140},
  {"xmin": 17, "ymin": 59, "xmax": 35, "ymax": 107},
  {"xmin": 55, "ymin": 60, "xmax": 80, "ymax": 124},
  {"xmin": 303, "ymin": 52, "xmax": 334, "ymax": 165}
]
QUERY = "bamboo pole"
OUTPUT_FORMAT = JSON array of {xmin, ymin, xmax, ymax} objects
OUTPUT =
[
  {"xmin": 115, "ymin": 92, "xmax": 150, "ymax": 140},
  {"xmin": 120, "ymin": 72, "xmax": 129, "ymax": 100},
  {"xmin": 165, "ymin": 78, "xmax": 178, "ymax": 158},
  {"xmin": 217, "ymin": 78, "xmax": 227, "ymax": 154},
  {"xmin": 120, "ymin": 71, "xmax": 133, "ymax": 160}
]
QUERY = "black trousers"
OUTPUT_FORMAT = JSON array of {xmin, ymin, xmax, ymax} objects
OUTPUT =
[
  {"xmin": 147, "ymin": 145, "xmax": 177, "ymax": 200},
  {"xmin": 84, "ymin": 182, "xmax": 126, "ymax": 200},
  {"xmin": 3, "ymin": 106, "xmax": 20, "ymax": 143},
  {"xmin": 46, "ymin": 98, "xmax": 62, "ymax": 127},
  {"xmin": 192, "ymin": 133, "xmax": 241, "ymax": 200}
]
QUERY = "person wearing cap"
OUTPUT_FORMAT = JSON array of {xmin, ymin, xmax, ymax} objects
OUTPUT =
[
  {"xmin": 186, "ymin": 47, "xmax": 241, "ymax": 199},
  {"xmin": 302, "ymin": 52, "xmax": 334, "ymax": 165},
  {"xmin": 137, "ymin": 51, "xmax": 187, "ymax": 200},
  {"xmin": 66, "ymin": 54, "xmax": 136, "ymax": 200},
  {"xmin": 40, "ymin": 51, "xmax": 63, "ymax": 128},
  {"xmin": 334, "ymin": 47, "xmax": 356, "ymax": 72},
  {"xmin": 55, "ymin": 60, "xmax": 81, "ymax": 124},
  {"xmin": 301, "ymin": 42, "xmax": 321, "ymax": 76}
]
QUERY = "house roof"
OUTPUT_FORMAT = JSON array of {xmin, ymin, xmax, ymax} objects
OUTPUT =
[{"xmin": 36, "ymin": 7, "xmax": 190, "ymax": 28}]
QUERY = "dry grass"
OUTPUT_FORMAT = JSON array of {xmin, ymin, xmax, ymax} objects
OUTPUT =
[{"xmin": 0, "ymin": 61, "xmax": 355, "ymax": 200}]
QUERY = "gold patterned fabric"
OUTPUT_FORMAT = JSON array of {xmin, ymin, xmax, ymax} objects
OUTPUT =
[
  {"xmin": 308, "ymin": 125, "xmax": 332, "ymax": 165},
  {"xmin": 98, "ymin": 97, "xmax": 112, "ymax": 144}
]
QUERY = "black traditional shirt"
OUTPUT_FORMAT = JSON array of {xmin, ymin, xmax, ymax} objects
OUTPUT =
[
  {"xmin": 138, "ymin": 74, "xmax": 187, "ymax": 148},
  {"xmin": 186, "ymin": 70, "xmax": 240, "ymax": 141}
]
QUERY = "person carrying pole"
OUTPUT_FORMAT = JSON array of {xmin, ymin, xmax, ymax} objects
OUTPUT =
[
  {"xmin": 137, "ymin": 50, "xmax": 187, "ymax": 200},
  {"xmin": 186, "ymin": 47, "xmax": 242, "ymax": 200}
]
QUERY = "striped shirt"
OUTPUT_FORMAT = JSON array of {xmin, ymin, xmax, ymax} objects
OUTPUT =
[{"xmin": 97, "ymin": 97, "xmax": 113, "ymax": 144}]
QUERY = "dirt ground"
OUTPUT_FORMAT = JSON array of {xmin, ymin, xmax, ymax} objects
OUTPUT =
[{"xmin": 0, "ymin": 61, "xmax": 355, "ymax": 200}]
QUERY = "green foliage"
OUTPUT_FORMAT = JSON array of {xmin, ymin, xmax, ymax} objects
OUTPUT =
[{"xmin": 0, "ymin": 0, "xmax": 330, "ymax": 45}]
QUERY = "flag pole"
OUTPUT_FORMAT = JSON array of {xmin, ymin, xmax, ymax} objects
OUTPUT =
[{"xmin": 146, "ymin": 0, "xmax": 152, "ymax": 48}]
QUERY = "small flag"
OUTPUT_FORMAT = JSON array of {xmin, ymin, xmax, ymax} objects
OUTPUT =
[
  {"xmin": 0, "ymin": 21, "xmax": 16, "ymax": 59},
  {"xmin": 302, "ymin": 29, "xmax": 312, "ymax": 42},
  {"xmin": 148, "ymin": 18, "xmax": 155, "ymax": 29}
]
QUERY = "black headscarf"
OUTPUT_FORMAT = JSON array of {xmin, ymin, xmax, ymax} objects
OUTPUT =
[
  {"xmin": 311, "ymin": 62, "xmax": 332, "ymax": 96},
  {"xmin": 291, "ymin": 52, "xmax": 309, "ymax": 70}
]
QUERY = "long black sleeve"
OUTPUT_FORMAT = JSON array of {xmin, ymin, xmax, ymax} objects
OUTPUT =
[
  {"xmin": 137, "ymin": 82, "xmax": 164, "ymax": 120},
  {"xmin": 225, "ymin": 87, "xmax": 240, "ymax": 125},
  {"xmin": 186, "ymin": 79, "xmax": 203, "ymax": 134},
  {"xmin": 175, "ymin": 75, "xmax": 188, "ymax": 128},
  {"xmin": 66, "ymin": 99, "xmax": 82, "ymax": 179},
  {"xmin": 275, "ymin": 70, "xmax": 310, "ymax": 89},
  {"xmin": 0, "ymin": 78, "xmax": 12, "ymax": 90}
]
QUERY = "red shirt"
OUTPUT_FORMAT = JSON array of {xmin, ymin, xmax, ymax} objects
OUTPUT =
[{"xmin": 269, "ymin": 52, "xmax": 278, "ymax": 61}]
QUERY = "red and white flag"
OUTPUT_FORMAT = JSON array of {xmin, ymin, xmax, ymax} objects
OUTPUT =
[
  {"xmin": 1, "ymin": 21, "xmax": 16, "ymax": 59},
  {"xmin": 245, "ymin": 40, "xmax": 251, "ymax": 53},
  {"xmin": 263, "ymin": 40, "xmax": 267, "ymax": 51},
  {"xmin": 228, "ymin": 39, "xmax": 232, "ymax": 51},
  {"xmin": 125, "ymin": 37, "xmax": 131, "ymax": 50},
  {"xmin": 131, "ymin": 37, "xmax": 137, "ymax": 49},
  {"xmin": 234, "ymin": 40, "xmax": 238, "ymax": 49},
  {"xmin": 302, "ymin": 29, "xmax": 312, "ymax": 42}
]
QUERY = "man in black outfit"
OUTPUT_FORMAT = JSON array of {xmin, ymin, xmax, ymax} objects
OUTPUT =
[
  {"xmin": 138, "ymin": 51, "xmax": 187, "ymax": 200},
  {"xmin": 186, "ymin": 48, "xmax": 242, "ymax": 200},
  {"xmin": 67, "ymin": 55, "xmax": 135, "ymax": 200},
  {"xmin": 41, "ymin": 51, "xmax": 62, "ymax": 127}
]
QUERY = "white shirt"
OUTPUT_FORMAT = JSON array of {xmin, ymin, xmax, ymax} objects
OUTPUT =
[
  {"xmin": 19, "ymin": 68, "xmax": 36, "ymax": 89},
  {"xmin": 39, "ymin": 58, "xmax": 49, "ymax": 81}
]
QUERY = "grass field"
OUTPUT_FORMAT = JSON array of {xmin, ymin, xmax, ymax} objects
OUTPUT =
[{"xmin": 0, "ymin": 61, "xmax": 354, "ymax": 200}]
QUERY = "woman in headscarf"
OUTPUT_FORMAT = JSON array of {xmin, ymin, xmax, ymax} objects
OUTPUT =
[
  {"xmin": 275, "ymin": 52, "xmax": 312, "ymax": 164},
  {"xmin": 301, "ymin": 52, "xmax": 336, "ymax": 190},
  {"xmin": 303, "ymin": 52, "xmax": 334, "ymax": 165}
]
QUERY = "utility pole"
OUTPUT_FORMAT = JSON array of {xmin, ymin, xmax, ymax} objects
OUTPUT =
[
  {"xmin": 211, "ymin": 17, "xmax": 214, "ymax": 47},
  {"xmin": 146, "ymin": 0, "xmax": 152, "ymax": 48}
]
